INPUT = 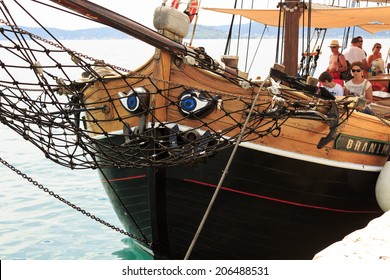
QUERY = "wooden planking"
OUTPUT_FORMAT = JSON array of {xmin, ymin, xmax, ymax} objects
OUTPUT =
[
  {"xmin": 148, "ymin": 49, "xmax": 171, "ymax": 123},
  {"xmin": 82, "ymin": 61, "xmax": 155, "ymax": 135},
  {"xmin": 167, "ymin": 62, "xmax": 268, "ymax": 130},
  {"xmin": 81, "ymin": 51, "xmax": 390, "ymax": 167}
]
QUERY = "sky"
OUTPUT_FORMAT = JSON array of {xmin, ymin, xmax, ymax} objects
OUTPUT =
[
  {"xmin": 3, "ymin": 0, "xmax": 277, "ymax": 30},
  {"xmin": 3, "ymin": 0, "xmax": 377, "ymax": 31}
]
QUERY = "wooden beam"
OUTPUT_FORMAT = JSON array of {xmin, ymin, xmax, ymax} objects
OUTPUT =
[{"xmin": 282, "ymin": 1, "xmax": 304, "ymax": 76}]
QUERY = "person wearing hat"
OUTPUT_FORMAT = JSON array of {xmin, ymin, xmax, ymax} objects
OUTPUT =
[{"xmin": 326, "ymin": 39, "xmax": 348, "ymax": 84}]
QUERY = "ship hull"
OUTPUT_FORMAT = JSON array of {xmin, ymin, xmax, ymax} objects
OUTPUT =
[
  {"xmin": 1, "ymin": 0, "xmax": 390, "ymax": 262},
  {"xmin": 98, "ymin": 138, "xmax": 382, "ymax": 260}
]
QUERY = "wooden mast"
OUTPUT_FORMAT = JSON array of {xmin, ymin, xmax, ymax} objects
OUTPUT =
[
  {"xmin": 281, "ymin": 1, "xmax": 305, "ymax": 76},
  {"xmin": 49, "ymin": 0, "xmax": 189, "ymax": 55}
]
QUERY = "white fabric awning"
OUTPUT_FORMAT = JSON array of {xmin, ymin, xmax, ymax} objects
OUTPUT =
[{"xmin": 203, "ymin": 6, "xmax": 390, "ymax": 34}]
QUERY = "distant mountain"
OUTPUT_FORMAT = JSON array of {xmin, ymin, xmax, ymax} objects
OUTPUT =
[
  {"xmin": 6, "ymin": 24, "xmax": 390, "ymax": 40},
  {"xmin": 21, "ymin": 26, "xmax": 129, "ymax": 40}
]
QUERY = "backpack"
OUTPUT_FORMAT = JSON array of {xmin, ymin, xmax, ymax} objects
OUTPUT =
[{"xmin": 338, "ymin": 54, "xmax": 352, "ymax": 81}]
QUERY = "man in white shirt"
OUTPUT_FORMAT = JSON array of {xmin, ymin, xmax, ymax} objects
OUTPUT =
[
  {"xmin": 343, "ymin": 37, "xmax": 367, "ymax": 70},
  {"xmin": 356, "ymin": 36, "xmax": 367, "ymax": 57}
]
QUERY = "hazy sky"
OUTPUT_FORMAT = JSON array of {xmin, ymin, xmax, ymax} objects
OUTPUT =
[{"xmin": 4, "ymin": 0, "xmax": 275, "ymax": 30}]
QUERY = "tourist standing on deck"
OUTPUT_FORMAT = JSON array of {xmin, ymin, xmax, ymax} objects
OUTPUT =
[
  {"xmin": 356, "ymin": 36, "xmax": 367, "ymax": 57},
  {"xmin": 326, "ymin": 40, "xmax": 347, "ymax": 85},
  {"xmin": 343, "ymin": 37, "xmax": 367, "ymax": 70}
]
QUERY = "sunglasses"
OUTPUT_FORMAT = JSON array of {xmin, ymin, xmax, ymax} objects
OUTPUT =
[
  {"xmin": 351, "ymin": 69, "xmax": 361, "ymax": 73},
  {"xmin": 358, "ymin": 40, "xmax": 363, "ymax": 42},
  {"xmin": 376, "ymin": 46, "xmax": 382, "ymax": 48}
]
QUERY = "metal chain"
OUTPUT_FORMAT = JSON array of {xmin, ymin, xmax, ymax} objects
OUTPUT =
[
  {"xmin": 0, "ymin": 82, "xmax": 46, "ymax": 92},
  {"xmin": 0, "ymin": 18, "xmax": 130, "ymax": 72},
  {"xmin": 0, "ymin": 155, "xmax": 152, "ymax": 248},
  {"xmin": 1, "ymin": 18, "xmax": 368, "ymax": 105},
  {"xmin": 0, "ymin": 18, "xmax": 254, "ymax": 99},
  {"xmin": 4, "ymin": 17, "xmax": 390, "ymax": 117}
]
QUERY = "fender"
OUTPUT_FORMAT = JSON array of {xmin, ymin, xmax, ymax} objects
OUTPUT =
[
  {"xmin": 185, "ymin": 0, "xmax": 198, "ymax": 22},
  {"xmin": 171, "ymin": 0, "xmax": 180, "ymax": 9}
]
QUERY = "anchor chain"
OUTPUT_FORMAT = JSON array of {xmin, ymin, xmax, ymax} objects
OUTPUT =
[{"xmin": 0, "ymin": 155, "xmax": 152, "ymax": 248}]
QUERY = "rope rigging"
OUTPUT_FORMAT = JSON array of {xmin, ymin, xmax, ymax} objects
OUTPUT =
[
  {"xmin": 298, "ymin": 28, "xmax": 327, "ymax": 79},
  {"xmin": 1, "ymin": 15, "xmax": 360, "ymax": 171},
  {"xmin": 1, "ymin": 0, "xmax": 389, "ymax": 256},
  {"xmin": 2, "ymin": 1, "xmax": 389, "ymax": 172}
]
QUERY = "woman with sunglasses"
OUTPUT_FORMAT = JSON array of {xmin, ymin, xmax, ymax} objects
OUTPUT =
[
  {"xmin": 344, "ymin": 62, "xmax": 373, "ymax": 111},
  {"xmin": 367, "ymin": 43, "xmax": 385, "ymax": 75}
]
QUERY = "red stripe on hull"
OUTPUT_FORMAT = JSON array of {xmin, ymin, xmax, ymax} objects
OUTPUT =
[
  {"xmin": 183, "ymin": 178, "xmax": 381, "ymax": 214},
  {"xmin": 102, "ymin": 174, "xmax": 146, "ymax": 182}
]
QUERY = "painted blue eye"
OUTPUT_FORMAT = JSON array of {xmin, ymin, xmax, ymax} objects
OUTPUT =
[
  {"xmin": 118, "ymin": 87, "xmax": 149, "ymax": 114},
  {"xmin": 127, "ymin": 95, "xmax": 139, "ymax": 111},
  {"xmin": 180, "ymin": 97, "xmax": 197, "ymax": 111},
  {"xmin": 178, "ymin": 89, "xmax": 219, "ymax": 118}
]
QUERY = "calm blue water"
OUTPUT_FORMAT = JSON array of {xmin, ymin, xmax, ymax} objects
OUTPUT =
[
  {"xmin": 0, "ymin": 126, "xmax": 152, "ymax": 260},
  {"xmin": 0, "ymin": 38, "xmax": 388, "ymax": 260},
  {"xmin": 0, "ymin": 40, "xmax": 156, "ymax": 260}
]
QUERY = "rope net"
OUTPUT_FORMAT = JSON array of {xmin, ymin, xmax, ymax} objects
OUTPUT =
[{"xmin": 0, "ymin": 4, "xmax": 356, "ymax": 170}]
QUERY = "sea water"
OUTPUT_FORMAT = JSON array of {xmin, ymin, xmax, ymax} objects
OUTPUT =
[
  {"xmin": 1, "ymin": 38, "xmax": 389, "ymax": 260},
  {"xmin": 0, "ymin": 126, "xmax": 152, "ymax": 260}
]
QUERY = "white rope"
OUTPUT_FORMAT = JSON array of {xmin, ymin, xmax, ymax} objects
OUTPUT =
[
  {"xmin": 184, "ymin": 75, "xmax": 271, "ymax": 260},
  {"xmin": 189, "ymin": 0, "xmax": 201, "ymax": 46}
]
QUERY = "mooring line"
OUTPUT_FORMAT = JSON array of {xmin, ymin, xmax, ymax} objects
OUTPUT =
[{"xmin": 184, "ymin": 75, "xmax": 271, "ymax": 260}]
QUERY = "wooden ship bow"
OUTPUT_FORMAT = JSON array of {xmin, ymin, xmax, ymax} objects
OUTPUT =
[{"xmin": 1, "ymin": 0, "xmax": 390, "ymax": 260}]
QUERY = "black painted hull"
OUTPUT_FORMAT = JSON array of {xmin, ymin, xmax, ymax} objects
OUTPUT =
[{"xmin": 98, "ymin": 139, "xmax": 382, "ymax": 260}]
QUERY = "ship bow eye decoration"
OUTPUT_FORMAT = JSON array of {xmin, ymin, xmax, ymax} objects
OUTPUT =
[
  {"xmin": 178, "ymin": 89, "xmax": 219, "ymax": 118},
  {"xmin": 118, "ymin": 87, "xmax": 150, "ymax": 114}
]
